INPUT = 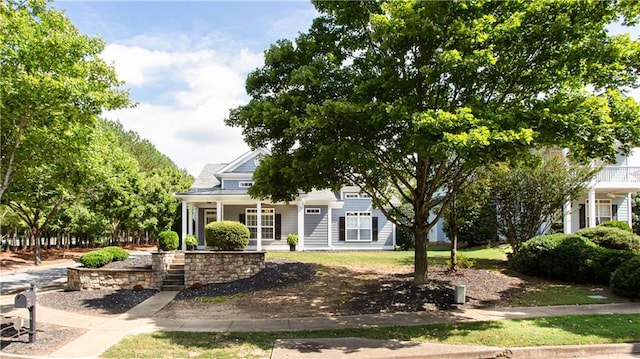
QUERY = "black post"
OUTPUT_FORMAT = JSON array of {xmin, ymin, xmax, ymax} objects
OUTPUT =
[{"xmin": 28, "ymin": 283, "xmax": 36, "ymax": 343}]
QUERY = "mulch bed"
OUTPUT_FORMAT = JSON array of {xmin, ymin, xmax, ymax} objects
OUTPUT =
[{"xmin": 0, "ymin": 320, "xmax": 87, "ymax": 356}]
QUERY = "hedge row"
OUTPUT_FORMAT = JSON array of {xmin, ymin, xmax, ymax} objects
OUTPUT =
[
  {"xmin": 508, "ymin": 229, "xmax": 640, "ymax": 298},
  {"xmin": 79, "ymin": 246, "xmax": 130, "ymax": 268}
]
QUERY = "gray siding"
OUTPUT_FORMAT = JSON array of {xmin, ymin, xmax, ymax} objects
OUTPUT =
[
  {"xmin": 222, "ymin": 180, "xmax": 251, "ymax": 191},
  {"xmin": 223, "ymin": 204, "xmax": 297, "ymax": 242},
  {"xmin": 304, "ymin": 206, "xmax": 328, "ymax": 247},
  {"xmin": 570, "ymin": 194, "xmax": 631, "ymax": 233},
  {"xmin": 330, "ymin": 199, "xmax": 394, "ymax": 249},
  {"xmin": 232, "ymin": 159, "xmax": 258, "ymax": 173}
]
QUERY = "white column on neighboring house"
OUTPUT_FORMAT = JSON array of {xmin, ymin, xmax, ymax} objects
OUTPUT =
[
  {"xmin": 392, "ymin": 223, "xmax": 397, "ymax": 248},
  {"xmin": 181, "ymin": 201, "xmax": 187, "ymax": 251},
  {"xmin": 563, "ymin": 201, "xmax": 572, "ymax": 234},
  {"xmin": 256, "ymin": 201, "xmax": 262, "ymax": 251},
  {"xmin": 216, "ymin": 201, "xmax": 222, "ymax": 222},
  {"xmin": 297, "ymin": 201, "xmax": 305, "ymax": 251},
  {"xmin": 588, "ymin": 189, "xmax": 597, "ymax": 228},
  {"xmin": 628, "ymin": 192, "xmax": 633, "ymax": 229},
  {"xmin": 327, "ymin": 205, "xmax": 332, "ymax": 249}
]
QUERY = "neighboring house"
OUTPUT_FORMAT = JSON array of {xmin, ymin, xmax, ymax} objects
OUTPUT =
[
  {"xmin": 563, "ymin": 148, "xmax": 640, "ymax": 233},
  {"xmin": 173, "ymin": 148, "xmax": 396, "ymax": 251}
]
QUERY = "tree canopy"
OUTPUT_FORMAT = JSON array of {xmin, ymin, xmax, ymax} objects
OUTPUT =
[{"xmin": 230, "ymin": 0, "xmax": 640, "ymax": 284}]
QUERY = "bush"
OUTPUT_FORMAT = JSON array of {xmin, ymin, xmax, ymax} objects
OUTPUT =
[
  {"xmin": 185, "ymin": 234, "xmax": 198, "ymax": 249},
  {"xmin": 395, "ymin": 228, "xmax": 415, "ymax": 250},
  {"xmin": 610, "ymin": 256, "xmax": 640, "ymax": 298},
  {"xmin": 286, "ymin": 233, "xmax": 298, "ymax": 246},
  {"xmin": 80, "ymin": 250, "xmax": 113, "ymax": 268},
  {"xmin": 509, "ymin": 234, "xmax": 601, "ymax": 283},
  {"xmin": 205, "ymin": 221, "xmax": 250, "ymax": 250},
  {"xmin": 576, "ymin": 227, "xmax": 640, "ymax": 252},
  {"xmin": 599, "ymin": 220, "xmax": 633, "ymax": 232},
  {"xmin": 101, "ymin": 246, "xmax": 130, "ymax": 262},
  {"xmin": 591, "ymin": 249, "xmax": 638, "ymax": 285},
  {"xmin": 133, "ymin": 284, "xmax": 144, "ymax": 291},
  {"xmin": 446, "ymin": 252, "xmax": 476, "ymax": 268},
  {"xmin": 158, "ymin": 231, "xmax": 179, "ymax": 251}
]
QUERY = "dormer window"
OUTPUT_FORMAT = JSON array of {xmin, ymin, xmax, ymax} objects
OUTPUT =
[
  {"xmin": 344, "ymin": 192, "xmax": 370, "ymax": 199},
  {"xmin": 239, "ymin": 181, "xmax": 254, "ymax": 188}
]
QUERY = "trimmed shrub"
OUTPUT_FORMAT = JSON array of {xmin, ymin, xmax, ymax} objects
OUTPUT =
[
  {"xmin": 591, "ymin": 249, "xmax": 638, "ymax": 285},
  {"xmin": 158, "ymin": 231, "xmax": 179, "ymax": 251},
  {"xmin": 576, "ymin": 227, "xmax": 640, "ymax": 252},
  {"xmin": 102, "ymin": 246, "xmax": 130, "ymax": 262},
  {"xmin": 80, "ymin": 250, "xmax": 113, "ymax": 268},
  {"xmin": 133, "ymin": 284, "xmax": 144, "ymax": 291},
  {"xmin": 185, "ymin": 234, "xmax": 198, "ymax": 249},
  {"xmin": 205, "ymin": 221, "xmax": 250, "ymax": 250},
  {"xmin": 508, "ymin": 234, "xmax": 568, "ymax": 277},
  {"xmin": 610, "ymin": 256, "xmax": 640, "ymax": 298},
  {"xmin": 599, "ymin": 220, "xmax": 633, "ymax": 232}
]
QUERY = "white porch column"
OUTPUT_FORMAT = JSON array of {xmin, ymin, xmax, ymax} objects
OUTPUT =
[
  {"xmin": 297, "ymin": 201, "xmax": 305, "ymax": 251},
  {"xmin": 216, "ymin": 201, "xmax": 222, "ymax": 222},
  {"xmin": 256, "ymin": 201, "xmax": 262, "ymax": 251},
  {"xmin": 327, "ymin": 205, "xmax": 332, "ymax": 249},
  {"xmin": 188, "ymin": 205, "xmax": 194, "ymax": 236},
  {"xmin": 588, "ymin": 189, "xmax": 597, "ymax": 228},
  {"xmin": 181, "ymin": 201, "xmax": 187, "ymax": 251},
  {"xmin": 563, "ymin": 201, "xmax": 572, "ymax": 234},
  {"xmin": 194, "ymin": 206, "xmax": 199, "ymax": 239},
  {"xmin": 628, "ymin": 192, "xmax": 633, "ymax": 229}
]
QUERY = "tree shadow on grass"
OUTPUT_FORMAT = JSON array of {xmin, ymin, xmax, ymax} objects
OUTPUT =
[{"xmin": 525, "ymin": 313, "xmax": 640, "ymax": 343}]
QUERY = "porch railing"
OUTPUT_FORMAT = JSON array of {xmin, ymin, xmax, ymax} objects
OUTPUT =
[{"xmin": 596, "ymin": 166, "xmax": 640, "ymax": 183}]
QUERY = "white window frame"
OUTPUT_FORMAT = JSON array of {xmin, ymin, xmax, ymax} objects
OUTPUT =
[
  {"xmin": 345, "ymin": 211, "xmax": 372, "ymax": 242},
  {"xmin": 344, "ymin": 192, "xmax": 370, "ymax": 199},
  {"xmin": 204, "ymin": 209, "xmax": 217, "ymax": 225},
  {"xmin": 305, "ymin": 208, "xmax": 321, "ymax": 214},
  {"xmin": 239, "ymin": 181, "xmax": 254, "ymax": 188},
  {"xmin": 586, "ymin": 199, "xmax": 613, "ymax": 225},
  {"xmin": 246, "ymin": 208, "xmax": 274, "ymax": 240}
]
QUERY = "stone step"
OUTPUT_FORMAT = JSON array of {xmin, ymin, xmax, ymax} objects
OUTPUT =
[
  {"xmin": 165, "ymin": 273, "xmax": 184, "ymax": 279},
  {"xmin": 163, "ymin": 278, "xmax": 184, "ymax": 285},
  {"xmin": 161, "ymin": 284, "xmax": 184, "ymax": 291}
]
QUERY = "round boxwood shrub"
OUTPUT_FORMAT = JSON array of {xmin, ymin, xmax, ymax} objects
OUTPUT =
[
  {"xmin": 101, "ymin": 246, "xmax": 130, "ymax": 262},
  {"xmin": 80, "ymin": 250, "xmax": 113, "ymax": 268},
  {"xmin": 185, "ymin": 234, "xmax": 198, "ymax": 249},
  {"xmin": 591, "ymin": 248, "xmax": 638, "ymax": 285},
  {"xmin": 205, "ymin": 221, "xmax": 250, "ymax": 250},
  {"xmin": 508, "ymin": 233, "xmax": 567, "ymax": 277},
  {"xmin": 610, "ymin": 256, "xmax": 640, "ymax": 298},
  {"xmin": 576, "ymin": 227, "xmax": 640, "ymax": 252},
  {"xmin": 158, "ymin": 230, "xmax": 179, "ymax": 251},
  {"xmin": 599, "ymin": 220, "xmax": 633, "ymax": 233}
]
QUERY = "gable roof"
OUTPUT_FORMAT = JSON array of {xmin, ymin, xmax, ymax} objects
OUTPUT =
[
  {"xmin": 190, "ymin": 163, "xmax": 225, "ymax": 191},
  {"xmin": 215, "ymin": 148, "xmax": 271, "ymax": 175}
]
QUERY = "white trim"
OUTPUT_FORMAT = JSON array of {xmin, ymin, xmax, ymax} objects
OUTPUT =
[
  {"xmin": 216, "ymin": 202, "xmax": 222, "ymax": 222},
  {"xmin": 345, "ymin": 211, "xmax": 372, "ymax": 242},
  {"xmin": 181, "ymin": 201, "xmax": 187, "ymax": 251},
  {"xmin": 256, "ymin": 202, "xmax": 262, "ymax": 251},
  {"xmin": 628, "ymin": 193, "xmax": 633, "ymax": 229},
  {"xmin": 239, "ymin": 181, "xmax": 254, "ymax": 188},
  {"xmin": 563, "ymin": 201, "xmax": 572, "ymax": 234},
  {"xmin": 215, "ymin": 148, "xmax": 271, "ymax": 175},
  {"xmin": 327, "ymin": 205, "xmax": 332, "ymax": 249},
  {"xmin": 305, "ymin": 208, "xmax": 321, "ymax": 214},
  {"xmin": 297, "ymin": 201, "xmax": 305, "ymax": 251},
  {"xmin": 588, "ymin": 190, "xmax": 597, "ymax": 228}
]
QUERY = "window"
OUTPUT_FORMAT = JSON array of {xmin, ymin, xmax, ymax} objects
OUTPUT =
[
  {"xmin": 344, "ymin": 192, "xmax": 370, "ymax": 199},
  {"xmin": 305, "ymin": 208, "xmax": 321, "ymax": 214},
  {"xmin": 245, "ymin": 208, "xmax": 274, "ymax": 240},
  {"xmin": 586, "ymin": 199, "xmax": 612, "ymax": 225},
  {"xmin": 204, "ymin": 209, "xmax": 217, "ymax": 225},
  {"xmin": 345, "ymin": 211, "xmax": 371, "ymax": 241},
  {"xmin": 239, "ymin": 181, "xmax": 254, "ymax": 188}
]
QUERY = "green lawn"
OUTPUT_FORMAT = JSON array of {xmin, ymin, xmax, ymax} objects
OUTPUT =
[{"xmin": 102, "ymin": 313, "xmax": 640, "ymax": 359}]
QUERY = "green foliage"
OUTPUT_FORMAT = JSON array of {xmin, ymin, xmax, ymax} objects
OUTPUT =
[
  {"xmin": 633, "ymin": 193, "xmax": 640, "ymax": 236},
  {"xmin": 80, "ymin": 250, "xmax": 113, "ymax": 268},
  {"xmin": 205, "ymin": 221, "xmax": 250, "ymax": 250},
  {"xmin": 446, "ymin": 253, "xmax": 476, "ymax": 269},
  {"xmin": 610, "ymin": 256, "xmax": 640, "ymax": 298},
  {"xmin": 599, "ymin": 220, "xmax": 633, "ymax": 233},
  {"xmin": 493, "ymin": 156, "xmax": 596, "ymax": 252},
  {"xmin": 509, "ymin": 234, "xmax": 598, "ymax": 282},
  {"xmin": 158, "ymin": 231, "xmax": 179, "ymax": 251},
  {"xmin": 226, "ymin": 0, "xmax": 640, "ymax": 284},
  {"xmin": 286, "ymin": 233, "xmax": 298, "ymax": 246},
  {"xmin": 576, "ymin": 227, "xmax": 640, "ymax": 252},
  {"xmin": 101, "ymin": 246, "xmax": 130, "ymax": 262},
  {"xmin": 591, "ymin": 249, "xmax": 638, "ymax": 285},
  {"xmin": 185, "ymin": 234, "xmax": 198, "ymax": 249}
]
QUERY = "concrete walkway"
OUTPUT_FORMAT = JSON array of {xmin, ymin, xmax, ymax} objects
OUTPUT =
[{"xmin": 1, "ymin": 290, "xmax": 640, "ymax": 358}]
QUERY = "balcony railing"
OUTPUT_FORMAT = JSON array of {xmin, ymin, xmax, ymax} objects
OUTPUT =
[{"xmin": 596, "ymin": 166, "xmax": 640, "ymax": 183}]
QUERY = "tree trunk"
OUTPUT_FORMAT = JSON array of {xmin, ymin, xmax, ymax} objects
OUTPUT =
[
  {"xmin": 32, "ymin": 229, "xmax": 41, "ymax": 266},
  {"xmin": 450, "ymin": 226, "xmax": 458, "ymax": 272},
  {"xmin": 413, "ymin": 230, "xmax": 428, "ymax": 284}
]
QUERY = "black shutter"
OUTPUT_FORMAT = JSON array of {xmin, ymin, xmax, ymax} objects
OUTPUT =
[
  {"xmin": 579, "ymin": 204, "xmax": 585, "ymax": 229},
  {"xmin": 239, "ymin": 214, "xmax": 245, "ymax": 224},
  {"xmin": 612, "ymin": 204, "xmax": 618, "ymax": 221},
  {"xmin": 339, "ymin": 217, "xmax": 345, "ymax": 241},
  {"xmin": 275, "ymin": 214, "xmax": 282, "ymax": 240},
  {"xmin": 372, "ymin": 217, "xmax": 378, "ymax": 242}
]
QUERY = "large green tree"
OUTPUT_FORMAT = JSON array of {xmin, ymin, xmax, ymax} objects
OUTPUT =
[{"xmin": 227, "ymin": 1, "xmax": 640, "ymax": 284}]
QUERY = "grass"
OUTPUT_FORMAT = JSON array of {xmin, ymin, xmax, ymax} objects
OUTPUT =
[{"xmin": 102, "ymin": 313, "xmax": 640, "ymax": 358}]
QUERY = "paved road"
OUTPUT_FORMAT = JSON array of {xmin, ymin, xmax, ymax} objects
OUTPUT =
[{"xmin": 0, "ymin": 251, "xmax": 151, "ymax": 295}]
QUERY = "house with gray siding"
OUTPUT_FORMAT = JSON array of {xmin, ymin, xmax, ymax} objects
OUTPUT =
[{"xmin": 174, "ymin": 148, "xmax": 396, "ymax": 251}]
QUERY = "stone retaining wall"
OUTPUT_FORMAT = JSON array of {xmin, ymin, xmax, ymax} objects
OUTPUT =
[
  {"xmin": 67, "ymin": 267, "xmax": 154, "ymax": 290},
  {"xmin": 184, "ymin": 251, "xmax": 266, "ymax": 287},
  {"xmin": 151, "ymin": 251, "xmax": 176, "ymax": 287}
]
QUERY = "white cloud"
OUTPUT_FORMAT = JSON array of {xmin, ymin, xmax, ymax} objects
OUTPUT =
[
  {"xmin": 267, "ymin": 8, "xmax": 317, "ymax": 40},
  {"xmin": 100, "ymin": 33, "xmax": 265, "ymax": 176}
]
